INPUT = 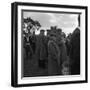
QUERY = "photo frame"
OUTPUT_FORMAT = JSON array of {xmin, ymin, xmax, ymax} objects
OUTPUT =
[{"xmin": 11, "ymin": 2, "xmax": 88, "ymax": 87}]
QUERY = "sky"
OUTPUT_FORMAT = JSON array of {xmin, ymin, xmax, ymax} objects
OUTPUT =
[{"xmin": 23, "ymin": 11, "xmax": 79, "ymax": 35}]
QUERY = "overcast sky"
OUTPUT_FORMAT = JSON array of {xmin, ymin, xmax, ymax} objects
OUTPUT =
[{"xmin": 23, "ymin": 11, "xmax": 79, "ymax": 35}]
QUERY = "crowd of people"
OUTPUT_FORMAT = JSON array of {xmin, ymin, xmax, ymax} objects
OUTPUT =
[{"xmin": 23, "ymin": 26, "xmax": 80, "ymax": 76}]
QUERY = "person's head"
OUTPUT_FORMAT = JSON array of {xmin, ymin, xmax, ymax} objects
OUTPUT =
[
  {"xmin": 47, "ymin": 29, "xmax": 51, "ymax": 36},
  {"xmin": 50, "ymin": 26, "xmax": 57, "ymax": 31},
  {"xmin": 50, "ymin": 26, "xmax": 54, "ymax": 30},
  {"xmin": 57, "ymin": 28, "xmax": 62, "ymax": 35},
  {"xmin": 49, "ymin": 31, "xmax": 57, "ymax": 41},
  {"xmin": 40, "ymin": 29, "xmax": 45, "ymax": 35},
  {"xmin": 73, "ymin": 27, "xmax": 80, "ymax": 34}
]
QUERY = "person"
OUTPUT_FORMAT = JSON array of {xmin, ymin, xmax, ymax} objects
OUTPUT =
[
  {"xmin": 47, "ymin": 29, "xmax": 51, "ymax": 37},
  {"xmin": 35, "ymin": 29, "xmax": 48, "ymax": 69},
  {"xmin": 69, "ymin": 27, "xmax": 80, "ymax": 75},
  {"xmin": 65, "ymin": 38, "xmax": 71, "ymax": 56},
  {"xmin": 48, "ymin": 34, "xmax": 60, "ymax": 75},
  {"xmin": 56, "ymin": 31, "xmax": 69, "ymax": 75},
  {"xmin": 23, "ymin": 33, "xmax": 33, "ymax": 60},
  {"xmin": 46, "ymin": 29, "xmax": 51, "ymax": 45},
  {"xmin": 30, "ymin": 31, "xmax": 36, "ymax": 54}
]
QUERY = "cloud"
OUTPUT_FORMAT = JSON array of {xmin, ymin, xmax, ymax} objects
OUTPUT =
[{"xmin": 23, "ymin": 11, "xmax": 79, "ymax": 34}]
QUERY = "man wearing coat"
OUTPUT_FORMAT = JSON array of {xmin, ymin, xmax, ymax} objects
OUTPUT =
[
  {"xmin": 69, "ymin": 27, "xmax": 80, "ymax": 75},
  {"xmin": 35, "ymin": 29, "xmax": 48, "ymax": 69},
  {"xmin": 48, "ymin": 30, "xmax": 68, "ymax": 75}
]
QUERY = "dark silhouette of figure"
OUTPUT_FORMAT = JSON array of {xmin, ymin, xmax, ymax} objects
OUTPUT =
[
  {"xmin": 23, "ymin": 34, "xmax": 33, "ymax": 59},
  {"xmin": 35, "ymin": 29, "xmax": 48, "ymax": 69},
  {"xmin": 48, "ymin": 34, "xmax": 60, "ymax": 75},
  {"xmin": 69, "ymin": 27, "xmax": 80, "ymax": 75},
  {"xmin": 29, "ymin": 31, "xmax": 36, "ymax": 54},
  {"xmin": 47, "ymin": 29, "xmax": 51, "ymax": 37},
  {"xmin": 65, "ymin": 38, "xmax": 71, "ymax": 56},
  {"xmin": 47, "ymin": 27, "xmax": 70, "ymax": 75},
  {"xmin": 56, "ymin": 35, "xmax": 68, "ymax": 75}
]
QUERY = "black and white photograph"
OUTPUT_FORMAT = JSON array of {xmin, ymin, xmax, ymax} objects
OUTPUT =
[
  {"xmin": 11, "ymin": 2, "xmax": 88, "ymax": 87},
  {"xmin": 22, "ymin": 11, "xmax": 80, "ymax": 77}
]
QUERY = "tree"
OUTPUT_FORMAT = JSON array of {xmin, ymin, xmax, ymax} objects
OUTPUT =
[{"xmin": 23, "ymin": 17, "xmax": 41, "ymax": 35}]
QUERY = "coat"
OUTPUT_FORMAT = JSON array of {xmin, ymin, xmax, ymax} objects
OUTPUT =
[
  {"xmin": 69, "ymin": 29, "xmax": 80, "ymax": 75},
  {"xmin": 35, "ymin": 35, "xmax": 48, "ymax": 61},
  {"xmin": 48, "ymin": 40, "xmax": 61, "ymax": 75},
  {"xmin": 48, "ymin": 38, "xmax": 68, "ymax": 75}
]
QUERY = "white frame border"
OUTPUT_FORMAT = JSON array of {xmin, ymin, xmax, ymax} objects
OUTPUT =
[{"xmin": 17, "ymin": 5, "xmax": 86, "ymax": 84}]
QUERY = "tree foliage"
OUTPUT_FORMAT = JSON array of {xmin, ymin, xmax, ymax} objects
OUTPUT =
[{"xmin": 23, "ymin": 17, "xmax": 41, "ymax": 35}]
